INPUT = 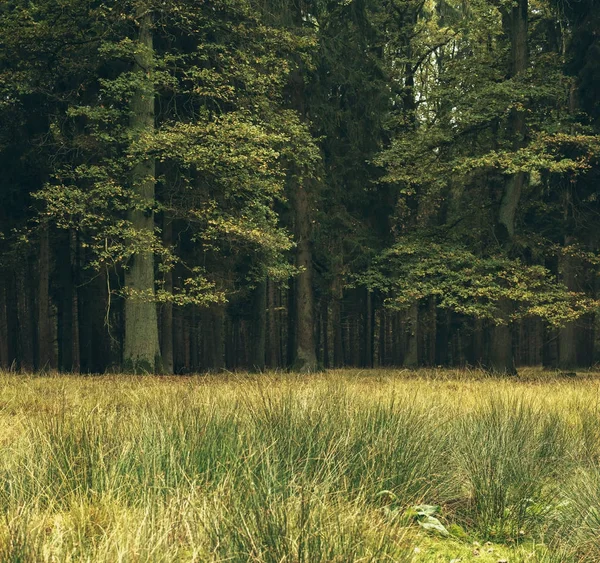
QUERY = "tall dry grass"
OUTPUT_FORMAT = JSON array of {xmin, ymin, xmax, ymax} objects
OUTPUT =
[{"xmin": 0, "ymin": 368, "xmax": 598, "ymax": 561}]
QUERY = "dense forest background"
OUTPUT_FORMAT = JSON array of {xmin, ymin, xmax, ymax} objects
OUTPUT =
[{"xmin": 0, "ymin": 0, "xmax": 598, "ymax": 374}]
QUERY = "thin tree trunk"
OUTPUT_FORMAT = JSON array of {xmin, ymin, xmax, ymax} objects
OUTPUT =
[
  {"xmin": 379, "ymin": 309, "xmax": 386, "ymax": 366},
  {"xmin": 160, "ymin": 216, "xmax": 174, "ymax": 374},
  {"xmin": 472, "ymin": 318, "xmax": 484, "ymax": 367},
  {"xmin": 267, "ymin": 279, "xmax": 279, "ymax": 368},
  {"xmin": 322, "ymin": 298, "xmax": 329, "ymax": 368},
  {"xmin": 190, "ymin": 307, "xmax": 199, "ymax": 371},
  {"xmin": 58, "ymin": 230, "xmax": 75, "ymax": 371},
  {"xmin": 123, "ymin": 8, "xmax": 161, "ymax": 373},
  {"xmin": 543, "ymin": 326, "xmax": 559, "ymax": 369},
  {"xmin": 294, "ymin": 179, "xmax": 318, "ymax": 371},
  {"xmin": 558, "ymin": 240, "xmax": 577, "ymax": 369},
  {"xmin": 70, "ymin": 230, "xmax": 80, "ymax": 373},
  {"xmin": 37, "ymin": 224, "xmax": 55, "ymax": 370},
  {"xmin": 174, "ymin": 304, "xmax": 185, "ymax": 373},
  {"xmin": 16, "ymin": 262, "xmax": 34, "ymax": 372},
  {"xmin": 251, "ymin": 280, "xmax": 267, "ymax": 371},
  {"xmin": 332, "ymin": 278, "xmax": 343, "ymax": 367},
  {"xmin": 212, "ymin": 305, "xmax": 225, "ymax": 370},
  {"xmin": 350, "ymin": 312, "xmax": 360, "ymax": 366},
  {"xmin": 404, "ymin": 302, "xmax": 419, "ymax": 368},
  {"xmin": 392, "ymin": 313, "xmax": 402, "ymax": 365},
  {"xmin": 0, "ymin": 282, "xmax": 8, "ymax": 369},
  {"xmin": 427, "ymin": 297, "xmax": 436, "ymax": 366},
  {"xmin": 5, "ymin": 274, "xmax": 18, "ymax": 370},
  {"xmin": 285, "ymin": 281, "xmax": 294, "ymax": 367},
  {"xmin": 365, "ymin": 289, "xmax": 373, "ymax": 367}
]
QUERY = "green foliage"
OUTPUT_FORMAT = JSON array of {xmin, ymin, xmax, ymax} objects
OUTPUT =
[
  {"xmin": 1, "ymin": 0, "xmax": 321, "ymax": 306},
  {"xmin": 361, "ymin": 239, "xmax": 597, "ymax": 326}
]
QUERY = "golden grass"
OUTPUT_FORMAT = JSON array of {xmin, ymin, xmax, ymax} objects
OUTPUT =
[{"xmin": 0, "ymin": 367, "xmax": 598, "ymax": 561}]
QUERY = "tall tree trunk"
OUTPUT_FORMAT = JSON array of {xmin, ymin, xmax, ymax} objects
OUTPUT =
[
  {"xmin": 16, "ymin": 262, "xmax": 34, "ymax": 372},
  {"xmin": 70, "ymin": 230, "xmax": 80, "ymax": 373},
  {"xmin": 212, "ymin": 305, "xmax": 225, "ymax": 370},
  {"xmin": 332, "ymin": 279, "xmax": 344, "ymax": 367},
  {"xmin": 80, "ymin": 268, "xmax": 111, "ymax": 373},
  {"xmin": 173, "ymin": 304, "xmax": 185, "ymax": 373},
  {"xmin": 392, "ymin": 313, "xmax": 402, "ymax": 365},
  {"xmin": 251, "ymin": 280, "xmax": 267, "ymax": 371},
  {"xmin": 286, "ymin": 281, "xmax": 296, "ymax": 367},
  {"xmin": 58, "ymin": 230, "xmax": 78, "ymax": 372},
  {"xmin": 543, "ymin": 326, "xmax": 559, "ymax": 369},
  {"xmin": 293, "ymin": 178, "xmax": 317, "ymax": 371},
  {"xmin": 436, "ymin": 309, "xmax": 450, "ymax": 366},
  {"xmin": 322, "ymin": 298, "xmax": 329, "ymax": 368},
  {"xmin": 489, "ymin": 323, "xmax": 515, "ymax": 373},
  {"xmin": 350, "ymin": 311, "xmax": 360, "ymax": 366},
  {"xmin": 287, "ymin": 32, "xmax": 317, "ymax": 372},
  {"xmin": 0, "ymin": 282, "xmax": 8, "ymax": 369},
  {"xmin": 37, "ymin": 224, "xmax": 55, "ymax": 370},
  {"xmin": 490, "ymin": 0, "xmax": 528, "ymax": 374},
  {"xmin": 428, "ymin": 297, "xmax": 436, "ymax": 366},
  {"xmin": 123, "ymin": 9, "xmax": 161, "ymax": 373},
  {"xmin": 404, "ymin": 302, "xmax": 419, "ymax": 368},
  {"xmin": 379, "ymin": 309, "xmax": 387, "ymax": 366},
  {"xmin": 160, "ymin": 216, "xmax": 174, "ymax": 374},
  {"xmin": 5, "ymin": 274, "xmax": 18, "ymax": 370},
  {"xmin": 267, "ymin": 278, "xmax": 280, "ymax": 368},
  {"xmin": 558, "ymin": 239, "xmax": 578, "ymax": 369},
  {"xmin": 365, "ymin": 289, "xmax": 373, "ymax": 368},
  {"xmin": 190, "ymin": 307, "xmax": 199, "ymax": 371},
  {"xmin": 472, "ymin": 318, "xmax": 484, "ymax": 367}
]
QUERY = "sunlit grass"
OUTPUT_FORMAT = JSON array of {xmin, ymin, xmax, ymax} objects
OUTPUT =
[{"xmin": 0, "ymin": 368, "xmax": 599, "ymax": 561}]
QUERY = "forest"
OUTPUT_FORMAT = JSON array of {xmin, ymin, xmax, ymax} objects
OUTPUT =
[{"xmin": 0, "ymin": 0, "xmax": 599, "ymax": 375}]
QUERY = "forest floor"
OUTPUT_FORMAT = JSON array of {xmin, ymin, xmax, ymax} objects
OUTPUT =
[{"xmin": 0, "ymin": 367, "xmax": 599, "ymax": 561}]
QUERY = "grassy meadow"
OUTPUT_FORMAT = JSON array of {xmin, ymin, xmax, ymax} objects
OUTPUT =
[{"xmin": 0, "ymin": 369, "xmax": 600, "ymax": 561}]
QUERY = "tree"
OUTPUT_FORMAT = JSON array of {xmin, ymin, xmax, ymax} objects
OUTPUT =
[{"xmin": 123, "ymin": 4, "xmax": 161, "ymax": 373}]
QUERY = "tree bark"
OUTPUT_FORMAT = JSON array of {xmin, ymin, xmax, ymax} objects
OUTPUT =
[
  {"xmin": 16, "ymin": 262, "xmax": 34, "ymax": 372},
  {"xmin": 58, "ymin": 229, "xmax": 79, "ymax": 372},
  {"xmin": 428, "ymin": 297, "xmax": 436, "ymax": 366},
  {"xmin": 404, "ymin": 302, "xmax": 419, "ymax": 368},
  {"xmin": 322, "ymin": 298, "xmax": 329, "ymax": 368},
  {"xmin": 190, "ymin": 307, "xmax": 199, "ymax": 371},
  {"xmin": 211, "ymin": 305, "xmax": 225, "ymax": 370},
  {"xmin": 365, "ymin": 290, "xmax": 373, "ymax": 367},
  {"xmin": 350, "ymin": 311, "xmax": 360, "ymax": 366},
  {"xmin": 490, "ymin": 0, "xmax": 528, "ymax": 374},
  {"xmin": 251, "ymin": 280, "xmax": 267, "ymax": 371},
  {"xmin": 472, "ymin": 318, "xmax": 484, "ymax": 367},
  {"xmin": 267, "ymin": 278, "xmax": 280, "ymax": 368},
  {"xmin": 37, "ymin": 223, "xmax": 55, "ymax": 370},
  {"xmin": 70, "ymin": 230, "xmax": 81, "ymax": 373},
  {"xmin": 123, "ymin": 8, "xmax": 161, "ymax": 373},
  {"xmin": 173, "ymin": 303, "xmax": 186, "ymax": 373},
  {"xmin": 558, "ymin": 240, "xmax": 577, "ymax": 369},
  {"xmin": 5, "ymin": 274, "xmax": 18, "ymax": 370},
  {"xmin": 379, "ymin": 309, "xmax": 386, "ymax": 366},
  {"xmin": 332, "ymin": 277, "xmax": 344, "ymax": 367},
  {"xmin": 0, "ymin": 282, "xmax": 8, "ymax": 369},
  {"xmin": 286, "ymin": 280, "xmax": 296, "ymax": 367},
  {"xmin": 160, "ymin": 216, "xmax": 174, "ymax": 374},
  {"xmin": 293, "ymin": 176, "xmax": 318, "ymax": 371}
]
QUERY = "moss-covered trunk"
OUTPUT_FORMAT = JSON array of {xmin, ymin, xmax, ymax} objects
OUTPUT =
[{"xmin": 123, "ymin": 8, "xmax": 160, "ymax": 373}]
